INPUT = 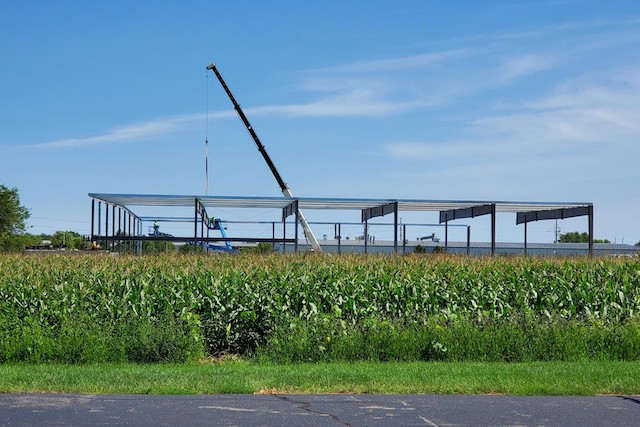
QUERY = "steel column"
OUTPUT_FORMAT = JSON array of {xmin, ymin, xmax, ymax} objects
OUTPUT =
[
  {"xmin": 364, "ymin": 218, "xmax": 368, "ymax": 254},
  {"xmin": 445, "ymin": 220, "xmax": 448, "ymax": 252},
  {"xmin": 112, "ymin": 205, "xmax": 116, "ymax": 251},
  {"xmin": 118, "ymin": 208, "xmax": 122, "ymax": 253},
  {"xmin": 393, "ymin": 202, "xmax": 398, "ymax": 254},
  {"xmin": 524, "ymin": 222, "xmax": 528, "ymax": 257},
  {"xmin": 294, "ymin": 208, "xmax": 299, "ymax": 253},
  {"xmin": 403, "ymin": 224, "xmax": 406, "ymax": 255},
  {"xmin": 588, "ymin": 205, "xmax": 594, "ymax": 257},
  {"xmin": 105, "ymin": 203, "xmax": 109, "ymax": 242},
  {"xmin": 90, "ymin": 199, "xmax": 95, "ymax": 243},
  {"xmin": 194, "ymin": 198, "xmax": 198, "ymax": 249},
  {"xmin": 104, "ymin": 204, "xmax": 109, "ymax": 248},
  {"xmin": 491, "ymin": 204, "xmax": 496, "ymax": 256},
  {"xmin": 282, "ymin": 217, "xmax": 286, "ymax": 254},
  {"xmin": 98, "ymin": 202, "xmax": 101, "ymax": 240},
  {"xmin": 467, "ymin": 226, "xmax": 471, "ymax": 256},
  {"xmin": 123, "ymin": 213, "xmax": 126, "ymax": 253},
  {"xmin": 337, "ymin": 223, "xmax": 341, "ymax": 254}
]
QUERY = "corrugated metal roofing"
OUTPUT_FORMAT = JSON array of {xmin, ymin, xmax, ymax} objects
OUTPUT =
[{"xmin": 89, "ymin": 193, "xmax": 592, "ymax": 214}]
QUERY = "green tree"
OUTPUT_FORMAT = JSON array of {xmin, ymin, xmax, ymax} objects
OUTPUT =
[
  {"xmin": 0, "ymin": 184, "xmax": 29, "ymax": 235},
  {"xmin": 635, "ymin": 241, "xmax": 640, "ymax": 247},
  {"xmin": 0, "ymin": 233, "xmax": 41, "ymax": 251},
  {"xmin": 51, "ymin": 231, "xmax": 83, "ymax": 249},
  {"xmin": 559, "ymin": 232, "xmax": 610, "ymax": 244},
  {"xmin": 0, "ymin": 185, "xmax": 32, "ymax": 251},
  {"xmin": 559, "ymin": 232, "xmax": 589, "ymax": 243}
]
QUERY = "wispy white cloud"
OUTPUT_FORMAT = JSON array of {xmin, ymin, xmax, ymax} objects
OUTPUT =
[
  {"xmin": 383, "ymin": 68, "xmax": 640, "ymax": 199},
  {"xmin": 30, "ymin": 89, "xmax": 421, "ymax": 149},
  {"xmin": 430, "ymin": 16, "xmax": 640, "ymax": 48},
  {"xmin": 475, "ymin": 74, "xmax": 640, "ymax": 145},
  {"xmin": 33, "ymin": 17, "xmax": 640, "ymax": 151},
  {"xmin": 313, "ymin": 49, "xmax": 472, "ymax": 73},
  {"xmin": 498, "ymin": 54, "xmax": 554, "ymax": 83},
  {"xmin": 30, "ymin": 112, "xmax": 226, "ymax": 149},
  {"xmin": 248, "ymin": 81, "xmax": 425, "ymax": 117}
]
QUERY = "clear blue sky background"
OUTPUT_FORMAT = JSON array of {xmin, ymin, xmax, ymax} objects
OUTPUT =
[{"xmin": 1, "ymin": 1, "xmax": 639, "ymax": 244}]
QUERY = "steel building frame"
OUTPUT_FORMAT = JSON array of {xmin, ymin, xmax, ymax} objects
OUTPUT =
[{"xmin": 88, "ymin": 193, "xmax": 594, "ymax": 256}]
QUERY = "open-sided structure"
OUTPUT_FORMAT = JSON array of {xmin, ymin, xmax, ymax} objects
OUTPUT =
[{"xmin": 88, "ymin": 193, "xmax": 594, "ymax": 256}]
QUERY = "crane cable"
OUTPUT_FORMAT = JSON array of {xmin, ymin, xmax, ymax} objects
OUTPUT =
[{"xmin": 205, "ymin": 68, "xmax": 209, "ymax": 195}]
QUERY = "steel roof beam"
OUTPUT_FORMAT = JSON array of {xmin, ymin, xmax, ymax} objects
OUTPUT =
[
  {"xmin": 439, "ymin": 204, "xmax": 494, "ymax": 223},
  {"xmin": 282, "ymin": 200, "xmax": 299, "ymax": 221},
  {"xmin": 361, "ymin": 202, "xmax": 397, "ymax": 222},
  {"xmin": 516, "ymin": 206, "xmax": 590, "ymax": 225}
]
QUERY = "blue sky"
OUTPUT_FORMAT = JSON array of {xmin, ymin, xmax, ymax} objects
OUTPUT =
[{"xmin": 1, "ymin": 1, "xmax": 639, "ymax": 244}]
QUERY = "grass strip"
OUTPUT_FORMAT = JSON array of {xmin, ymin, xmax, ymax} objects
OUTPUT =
[{"xmin": 1, "ymin": 360, "xmax": 639, "ymax": 395}]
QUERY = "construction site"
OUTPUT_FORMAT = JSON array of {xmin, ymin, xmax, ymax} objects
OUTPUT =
[{"xmin": 88, "ymin": 62, "xmax": 608, "ymax": 257}]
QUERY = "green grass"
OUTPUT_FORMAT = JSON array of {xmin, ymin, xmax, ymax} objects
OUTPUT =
[{"xmin": 1, "ymin": 360, "xmax": 639, "ymax": 395}]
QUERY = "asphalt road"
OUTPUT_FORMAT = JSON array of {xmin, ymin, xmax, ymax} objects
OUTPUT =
[{"xmin": 1, "ymin": 393, "xmax": 639, "ymax": 426}]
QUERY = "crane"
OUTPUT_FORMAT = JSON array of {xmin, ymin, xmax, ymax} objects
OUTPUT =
[{"xmin": 206, "ymin": 62, "xmax": 322, "ymax": 252}]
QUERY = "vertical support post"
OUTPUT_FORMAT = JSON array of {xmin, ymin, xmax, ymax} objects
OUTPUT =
[
  {"xmin": 90, "ymin": 199, "xmax": 95, "ymax": 243},
  {"xmin": 111, "ymin": 205, "xmax": 116, "ymax": 251},
  {"xmin": 118, "ymin": 208, "xmax": 122, "ymax": 253},
  {"xmin": 104, "ymin": 203, "xmax": 109, "ymax": 249},
  {"xmin": 282, "ymin": 217, "xmax": 286, "ymax": 254},
  {"xmin": 467, "ymin": 225, "xmax": 471, "ymax": 256},
  {"xmin": 128, "ymin": 213, "xmax": 132, "ymax": 254},
  {"xmin": 338, "ymin": 223, "xmax": 341, "ymax": 255},
  {"xmin": 123, "ymin": 212, "xmax": 127, "ymax": 253},
  {"xmin": 588, "ymin": 205, "xmax": 594, "ymax": 258},
  {"xmin": 364, "ymin": 218, "xmax": 368, "ymax": 254},
  {"xmin": 194, "ymin": 198, "xmax": 199, "ymax": 250},
  {"xmin": 272, "ymin": 222, "xmax": 275, "ymax": 248},
  {"xmin": 491, "ymin": 204, "xmax": 496, "ymax": 256},
  {"xmin": 132, "ymin": 218, "xmax": 135, "ymax": 254},
  {"xmin": 393, "ymin": 202, "xmax": 398, "ymax": 255},
  {"xmin": 294, "ymin": 203, "xmax": 299, "ymax": 253},
  {"xmin": 105, "ymin": 203, "xmax": 109, "ymax": 244},
  {"xmin": 403, "ymin": 224, "xmax": 406, "ymax": 255},
  {"xmin": 97, "ymin": 202, "xmax": 101, "ymax": 240},
  {"xmin": 206, "ymin": 223, "xmax": 210, "ymax": 255},
  {"xmin": 445, "ymin": 220, "xmax": 448, "ymax": 252},
  {"xmin": 524, "ymin": 222, "xmax": 528, "ymax": 257},
  {"xmin": 200, "ymin": 205, "xmax": 204, "ymax": 250}
]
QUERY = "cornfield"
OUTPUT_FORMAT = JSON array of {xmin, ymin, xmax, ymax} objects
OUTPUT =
[{"xmin": 0, "ymin": 254, "xmax": 639, "ymax": 362}]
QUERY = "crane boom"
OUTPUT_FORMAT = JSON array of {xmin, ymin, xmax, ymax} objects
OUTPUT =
[{"xmin": 206, "ymin": 62, "xmax": 322, "ymax": 252}]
